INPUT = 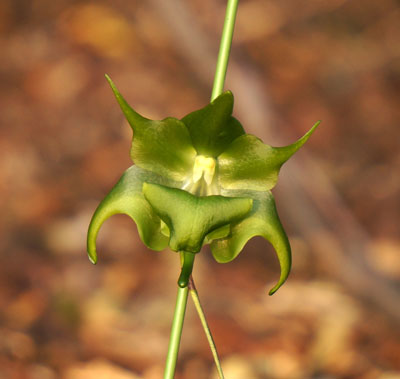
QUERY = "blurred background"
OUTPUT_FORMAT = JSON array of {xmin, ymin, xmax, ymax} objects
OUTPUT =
[{"xmin": 0, "ymin": 0, "xmax": 399, "ymax": 378}]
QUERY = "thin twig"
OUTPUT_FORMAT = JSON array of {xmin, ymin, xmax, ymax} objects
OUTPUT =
[{"xmin": 189, "ymin": 276, "xmax": 225, "ymax": 379}]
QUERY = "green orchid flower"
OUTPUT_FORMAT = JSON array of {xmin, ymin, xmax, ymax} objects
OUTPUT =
[{"xmin": 87, "ymin": 75, "xmax": 319, "ymax": 294}]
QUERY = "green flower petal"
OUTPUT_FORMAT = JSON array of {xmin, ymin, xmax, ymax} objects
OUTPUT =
[
  {"xmin": 203, "ymin": 224, "xmax": 231, "ymax": 245},
  {"xmin": 142, "ymin": 183, "xmax": 253, "ymax": 253},
  {"xmin": 210, "ymin": 189, "xmax": 291, "ymax": 295},
  {"xmin": 87, "ymin": 166, "xmax": 175, "ymax": 264},
  {"xmin": 106, "ymin": 75, "xmax": 197, "ymax": 181},
  {"xmin": 218, "ymin": 121, "xmax": 320, "ymax": 191},
  {"xmin": 181, "ymin": 91, "xmax": 245, "ymax": 157}
]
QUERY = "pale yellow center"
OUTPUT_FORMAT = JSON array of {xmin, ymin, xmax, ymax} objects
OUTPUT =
[
  {"xmin": 192, "ymin": 155, "xmax": 216, "ymax": 185},
  {"xmin": 182, "ymin": 155, "xmax": 218, "ymax": 196}
]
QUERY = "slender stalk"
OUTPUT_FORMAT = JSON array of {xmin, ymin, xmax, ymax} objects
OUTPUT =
[
  {"xmin": 163, "ymin": 2, "xmax": 239, "ymax": 377},
  {"xmin": 164, "ymin": 284, "xmax": 189, "ymax": 379},
  {"xmin": 204, "ymin": 1, "xmax": 240, "ymax": 374},
  {"xmin": 211, "ymin": 0, "xmax": 239, "ymax": 101},
  {"xmin": 189, "ymin": 277, "xmax": 224, "ymax": 379}
]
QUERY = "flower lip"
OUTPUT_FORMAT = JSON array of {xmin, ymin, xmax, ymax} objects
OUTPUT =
[{"xmin": 142, "ymin": 182, "xmax": 253, "ymax": 254}]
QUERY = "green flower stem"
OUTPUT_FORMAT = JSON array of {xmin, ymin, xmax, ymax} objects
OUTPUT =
[
  {"xmin": 199, "ymin": 1, "xmax": 240, "ymax": 375},
  {"xmin": 211, "ymin": 0, "xmax": 239, "ymax": 101},
  {"xmin": 164, "ymin": 2, "xmax": 239, "ymax": 377},
  {"xmin": 164, "ymin": 283, "xmax": 189, "ymax": 379},
  {"xmin": 178, "ymin": 252, "xmax": 195, "ymax": 288},
  {"xmin": 189, "ymin": 277, "xmax": 224, "ymax": 379}
]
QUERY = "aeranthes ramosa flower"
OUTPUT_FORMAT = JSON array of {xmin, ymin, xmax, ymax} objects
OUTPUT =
[{"xmin": 87, "ymin": 75, "xmax": 319, "ymax": 294}]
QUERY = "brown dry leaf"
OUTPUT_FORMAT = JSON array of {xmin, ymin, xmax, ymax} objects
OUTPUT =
[
  {"xmin": 368, "ymin": 239, "xmax": 400, "ymax": 279},
  {"xmin": 29, "ymin": 364, "xmax": 57, "ymax": 379},
  {"xmin": 63, "ymin": 359, "xmax": 140, "ymax": 379},
  {"xmin": 24, "ymin": 56, "xmax": 89, "ymax": 106},
  {"xmin": 0, "ymin": 329, "xmax": 36, "ymax": 361},
  {"xmin": 212, "ymin": 355, "xmax": 258, "ymax": 379},
  {"xmin": 379, "ymin": 373, "xmax": 400, "ymax": 379},
  {"xmin": 235, "ymin": 1, "xmax": 283, "ymax": 42},
  {"xmin": 58, "ymin": 4, "xmax": 139, "ymax": 59},
  {"xmin": 4, "ymin": 289, "xmax": 47, "ymax": 329},
  {"xmin": 79, "ymin": 291, "xmax": 168, "ymax": 366},
  {"xmin": 103, "ymin": 262, "xmax": 140, "ymax": 300}
]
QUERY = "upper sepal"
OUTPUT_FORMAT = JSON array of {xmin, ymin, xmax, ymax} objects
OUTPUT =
[
  {"xmin": 181, "ymin": 91, "xmax": 245, "ymax": 157},
  {"xmin": 210, "ymin": 189, "xmax": 291, "ymax": 295},
  {"xmin": 218, "ymin": 121, "xmax": 320, "ymax": 191},
  {"xmin": 106, "ymin": 75, "xmax": 197, "ymax": 181},
  {"xmin": 143, "ymin": 183, "xmax": 253, "ymax": 253},
  {"xmin": 87, "ymin": 166, "xmax": 177, "ymax": 264}
]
